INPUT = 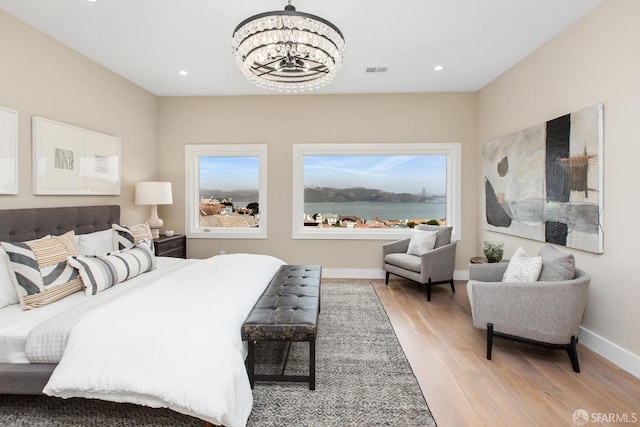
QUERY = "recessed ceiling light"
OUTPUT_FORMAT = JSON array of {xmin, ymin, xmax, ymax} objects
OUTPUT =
[
  {"xmin": 177, "ymin": 70, "xmax": 189, "ymax": 76},
  {"xmin": 87, "ymin": 0, "xmax": 99, "ymax": 3},
  {"xmin": 433, "ymin": 65, "xmax": 445, "ymax": 71}
]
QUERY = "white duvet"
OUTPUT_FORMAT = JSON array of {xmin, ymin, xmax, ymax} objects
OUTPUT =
[{"xmin": 44, "ymin": 253, "xmax": 285, "ymax": 427}]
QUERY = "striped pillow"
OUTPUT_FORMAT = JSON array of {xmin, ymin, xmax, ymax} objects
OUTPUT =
[
  {"xmin": 68, "ymin": 242, "xmax": 156, "ymax": 296},
  {"xmin": 112, "ymin": 223, "xmax": 154, "ymax": 251},
  {"xmin": 1, "ymin": 231, "xmax": 83, "ymax": 310}
]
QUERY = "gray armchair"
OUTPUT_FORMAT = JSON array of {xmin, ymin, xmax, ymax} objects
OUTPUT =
[
  {"xmin": 383, "ymin": 225, "xmax": 457, "ymax": 301},
  {"xmin": 467, "ymin": 261, "xmax": 590, "ymax": 372}
]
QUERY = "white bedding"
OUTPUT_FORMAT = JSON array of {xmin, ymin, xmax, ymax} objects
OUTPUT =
[
  {"xmin": 44, "ymin": 253, "xmax": 285, "ymax": 427},
  {"xmin": 0, "ymin": 257, "xmax": 186, "ymax": 363}
]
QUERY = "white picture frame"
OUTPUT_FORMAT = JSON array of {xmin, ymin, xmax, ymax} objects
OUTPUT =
[
  {"xmin": 32, "ymin": 117, "xmax": 121, "ymax": 195},
  {"xmin": 0, "ymin": 106, "xmax": 18, "ymax": 194}
]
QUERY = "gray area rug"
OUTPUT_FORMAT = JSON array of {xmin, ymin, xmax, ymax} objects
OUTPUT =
[{"xmin": 0, "ymin": 281, "xmax": 436, "ymax": 427}]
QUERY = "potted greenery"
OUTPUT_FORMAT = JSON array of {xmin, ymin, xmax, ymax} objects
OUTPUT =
[{"xmin": 482, "ymin": 241, "xmax": 505, "ymax": 263}]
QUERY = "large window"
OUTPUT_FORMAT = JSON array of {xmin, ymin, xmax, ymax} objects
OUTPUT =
[
  {"xmin": 185, "ymin": 144, "xmax": 267, "ymax": 239},
  {"xmin": 292, "ymin": 143, "xmax": 462, "ymax": 240}
]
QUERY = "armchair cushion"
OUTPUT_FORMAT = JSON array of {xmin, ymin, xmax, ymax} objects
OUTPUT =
[
  {"xmin": 384, "ymin": 253, "xmax": 421, "ymax": 273},
  {"xmin": 538, "ymin": 245, "xmax": 575, "ymax": 281},
  {"xmin": 406, "ymin": 229, "xmax": 438, "ymax": 256}
]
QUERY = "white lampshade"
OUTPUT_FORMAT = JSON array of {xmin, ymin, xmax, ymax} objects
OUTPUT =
[
  {"xmin": 135, "ymin": 182, "xmax": 173, "ymax": 205},
  {"xmin": 135, "ymin": 181, "xmax": 173, "ymax": 239}
]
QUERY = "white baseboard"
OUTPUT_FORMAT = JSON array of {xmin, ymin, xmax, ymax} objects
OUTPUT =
[
  {"xmin": 321, "ymin": 268, "xmax": 385, "ymax": 279},
  {"xmin": 579, "ymin": 326, "xmax": 640, "ymax": 379},
  {"xmin": 322, "ymin": 268, "xmax": 469, "ymax": 280}
]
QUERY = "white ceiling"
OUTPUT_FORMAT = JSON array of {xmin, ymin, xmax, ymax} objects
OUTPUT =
[{"xmin": 0, "ymin": 0, "xmax": 602, "ymax": 96}]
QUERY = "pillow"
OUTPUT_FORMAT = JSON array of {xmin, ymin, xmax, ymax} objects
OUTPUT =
[
  {"xmin": 511, "ymin": 246, "xmax": 528, "ymax": 259},
  {"xmin": 0, "ymin": 247, "xmax": 19, "ymax": 309},
  {"xmin": 537, "ymin": 245, "xmax": 575, "ymax": 281},
  {"xmin": 502, "ymin": 247, "xmax": 542, "ymax": 282},
  {"xmin": 68, "ymin": 242, "xmax": 157, "ymax": 296},
  {"xmin": 1, "ymin": 231, "xmax": 83, "ymax": 310},
  {"xmin": 76, "ymin": 229, "xmax": 114, "ymax": 256},
  {"xmin": 406, "ymin": 229, "xmax": 438, "ymax": 256},
  {"xmin": 112, "ymin": 223, "xmax": 153, "ymax": 251},
  {"xmin": 416, "ymin": 224, "xmax": 452, "ymax": 248}
]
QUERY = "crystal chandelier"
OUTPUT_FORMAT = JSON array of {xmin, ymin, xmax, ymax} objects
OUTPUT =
[{"xmin": 231, "ymin": 1, "xmax": 345, "ymax": 92}]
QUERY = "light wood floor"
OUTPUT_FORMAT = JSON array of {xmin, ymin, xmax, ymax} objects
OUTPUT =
[{"xmin": 371, "ymin": 278, "xmax": 640, "ymax": 427}]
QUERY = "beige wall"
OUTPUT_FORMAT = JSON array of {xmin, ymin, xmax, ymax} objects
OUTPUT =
[
  {"xmin": 478, "ymin": 0, "xmax": 640, "ymax": 358},
  {"xmin": 157, "ymin": 93, "xmax": 478, "ymax": 272},
  {"xmin": 0, "ymin": 10, "xmax": 157, "ymax": 222}
]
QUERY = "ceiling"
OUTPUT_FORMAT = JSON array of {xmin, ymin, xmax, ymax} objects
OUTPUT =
[{"xmin": 0, "ymin": 0, "xmax": 602, "ymax": 97}]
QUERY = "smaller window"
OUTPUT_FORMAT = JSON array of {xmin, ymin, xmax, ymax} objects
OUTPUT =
[{"xmin": 185, "ymin": 144, "xmax": 267, "ymax": 239}]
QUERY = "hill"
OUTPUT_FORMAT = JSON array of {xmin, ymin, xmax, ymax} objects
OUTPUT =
[{"xmin": 304, "ymin": 186, "xmax": 421, "ymax": 203}]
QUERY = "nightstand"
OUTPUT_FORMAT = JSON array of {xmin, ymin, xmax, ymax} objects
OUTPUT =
[{"xmin": 154, "ymin": 234, "xmax": 186, "ymax": 259}]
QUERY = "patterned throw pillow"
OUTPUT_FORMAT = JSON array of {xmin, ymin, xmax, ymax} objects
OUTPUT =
[
  {"xmin": 1, "ymin": 231, "xmax": 83, "ymax": 310},
  {"xmin": 406, "ymin": 229, "xmax": 439, "ymax": 256},
  {"xmin": 502, "ymin": 246, "xmax": 542, "ymax": 282},
  {"xmin": 68, "ymin": 242, "xmax": 157, "ymax": 296},
  {"xmin": 112, "ymin": 223, "xmax": 153, "ymax": 251}
]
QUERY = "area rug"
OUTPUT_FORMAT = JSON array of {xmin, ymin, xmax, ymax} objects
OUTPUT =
[{"xmin": 0, "ymin": 281, "xmax": 436, "ymax": 427}]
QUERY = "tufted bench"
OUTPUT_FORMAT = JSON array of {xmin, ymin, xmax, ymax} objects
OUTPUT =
[{"xmin": 242, "ymin": 264, "xmax": 322, "ymax": 390}]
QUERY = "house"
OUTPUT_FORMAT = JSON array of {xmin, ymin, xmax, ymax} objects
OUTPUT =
[{"xmin": 0, "ymin": 0, "xmax": 638, "ymax": 424}]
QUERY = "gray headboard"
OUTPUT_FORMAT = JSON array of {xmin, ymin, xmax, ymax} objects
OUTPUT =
[{"xmin": 0, "ymin": 205, "xmax": 120, "ymax": 242}]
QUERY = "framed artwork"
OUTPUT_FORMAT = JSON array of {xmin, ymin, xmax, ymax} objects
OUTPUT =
[
  {"xmin": 32, "ymin": 117, "xmax": 121, "ymax": 195},
  {"xmin": 483, "ymin": 104, "xmax": 604, "ymax": 253},
  {"xmin": 0, "ymin": 106, "xmax": 18, "ymax": 194}
]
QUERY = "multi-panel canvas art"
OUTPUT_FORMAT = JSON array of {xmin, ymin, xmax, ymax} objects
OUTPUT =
[{"xmin": 483, "ymin": 104, "xmax": 603, "ymax": 253}]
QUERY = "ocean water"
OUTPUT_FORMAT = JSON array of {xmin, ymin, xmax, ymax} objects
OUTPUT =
[{"xmin": 304, "ymin": 201, "xmax": 446, "ymax": 221}]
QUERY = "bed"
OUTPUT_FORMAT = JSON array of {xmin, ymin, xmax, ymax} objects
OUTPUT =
[{"xmin": 0, "ymin": 205, "xmax": 285, "ymax": 427}]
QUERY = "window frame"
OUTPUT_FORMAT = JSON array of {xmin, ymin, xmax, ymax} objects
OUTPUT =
[
  {"xmin": 292, "ymin": 143, "xmax": 462, "ymax": 241},
  {"xmin": 185, "ymin": 144, "xmax": 268, "ymax": 239}
]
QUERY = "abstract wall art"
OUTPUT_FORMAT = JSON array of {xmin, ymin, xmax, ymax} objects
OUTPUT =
[{"xmin": 483, "ymin": 104, "xmax": 603, "ymax": 253}]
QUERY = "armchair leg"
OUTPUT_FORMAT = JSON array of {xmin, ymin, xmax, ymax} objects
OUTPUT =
[
  {"xmin": 485, "ymin": 325, "xmax": 581, "ymax": 373},
  {"xmin": 385, "ymin": 271, "xmax": 390, "ymax": 285},
  {"xmin": 424, "ymin": 278, "xmax": 454, "ymax": 302},
  {"xmin": 567, "ymin": 335, "xmax": 580, "ymax": 373},
  {"xmin": 487, "ymin": 323, "xmax": 494, "ymax": 360}
]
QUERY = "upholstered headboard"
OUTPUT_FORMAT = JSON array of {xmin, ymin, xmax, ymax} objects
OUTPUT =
[{"xmin": 0, "ymin": 205, "xmax": 120, "ymax": 242}]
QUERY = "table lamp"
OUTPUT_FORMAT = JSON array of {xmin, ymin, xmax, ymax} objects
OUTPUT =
[{"xmin": 135, "ymin": 181, "xmax": 173, "ymax": 239}]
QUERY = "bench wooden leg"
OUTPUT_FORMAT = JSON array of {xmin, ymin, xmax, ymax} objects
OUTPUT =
[
  {"xmin": 247, "ymin": 340, "xmax": 255, "ymax": 389},
  {"xmin": 309, "ymin": 338, "xmax": 316, "ymax": 390}
]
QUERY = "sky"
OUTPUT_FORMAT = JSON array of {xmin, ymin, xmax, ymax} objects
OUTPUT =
[
  {"xmin": 304, "ymin": 155, "xmax": 447, "ymax": 195},
  {"xmin": 199, "ymin": 156, "xmax": 259, "ymax": 190},
  {"xmin": 198, "ymin": 154, "xmax": 448, "ymax": 195}
]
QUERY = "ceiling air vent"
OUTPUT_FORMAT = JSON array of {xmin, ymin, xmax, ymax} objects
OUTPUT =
[{"xmin": 365, "ymin": 67, "xmax": 388, "ymax": 73}]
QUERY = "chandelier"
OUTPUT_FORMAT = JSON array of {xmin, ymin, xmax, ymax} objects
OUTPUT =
[{"xmin": 231, "ymin": 1, "xmax": 345, "ymax": 92}]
